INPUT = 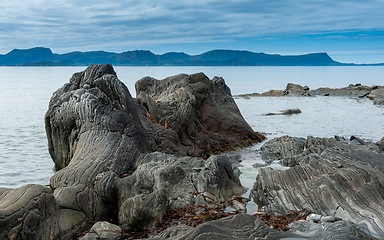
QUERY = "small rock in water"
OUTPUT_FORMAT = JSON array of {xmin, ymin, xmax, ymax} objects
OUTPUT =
[
  {"xmin": 252, "ymin": 162, "xmax": 267, "ymax": 168},
  {"xmin": 263, "ymin": 108, "xmax": 302, "ymax": 116}
]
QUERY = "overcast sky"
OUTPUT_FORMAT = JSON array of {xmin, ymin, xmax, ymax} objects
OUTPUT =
[{"xmin": 0, "ymin": 0, "xmax": 383, "ymax": 63}]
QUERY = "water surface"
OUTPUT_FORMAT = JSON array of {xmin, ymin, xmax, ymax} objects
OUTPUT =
[{"xmin": 0, "ymin": 66, "xmax": 383, "ymax": 188}]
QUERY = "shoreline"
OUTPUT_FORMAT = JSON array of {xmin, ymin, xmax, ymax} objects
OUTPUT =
[{"xmin": 235, "ymin": 82, "xmax": 384, "ymax": 106}]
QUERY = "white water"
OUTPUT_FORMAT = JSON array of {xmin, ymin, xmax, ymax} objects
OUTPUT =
[{"xmin": 0, "ymin": 66, "xmax": 383, "ymax": 189}]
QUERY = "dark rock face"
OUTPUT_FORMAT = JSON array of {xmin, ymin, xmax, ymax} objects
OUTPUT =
[
  {"xmin": 252, "ymin": 136, "xmax": 384, "ymax": 238},
  {"xmin": 1, "ymin": 64, "xmax": 258, "ymax": 239},
  {"xmin": 136, "ymin": 73, "xmax": 265, "ymax": 158}
]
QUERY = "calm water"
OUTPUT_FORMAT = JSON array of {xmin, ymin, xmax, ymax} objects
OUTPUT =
[{"xmin": 0, "ymin": 66, "xmax": 383, "ymax": 188}]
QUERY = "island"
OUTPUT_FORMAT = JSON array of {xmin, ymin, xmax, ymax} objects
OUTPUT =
[{"xmin": 1, "ymin": 47, "xmax": 383, "ymax": 66}]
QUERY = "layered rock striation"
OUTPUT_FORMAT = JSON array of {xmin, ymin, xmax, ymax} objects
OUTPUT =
[{"xmin": 252, "ymin": 135, "xmax": 384, "ymax": 238}]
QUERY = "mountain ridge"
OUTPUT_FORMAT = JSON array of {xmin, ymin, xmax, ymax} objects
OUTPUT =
[{"xmin": 0, "ymin": 47, "xmax": 382, "ymax": 66}]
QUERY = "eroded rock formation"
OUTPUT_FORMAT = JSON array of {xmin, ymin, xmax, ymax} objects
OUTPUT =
[{"xmin": 0, "ymin": 64, "xmax": 262, "ymax": 239}]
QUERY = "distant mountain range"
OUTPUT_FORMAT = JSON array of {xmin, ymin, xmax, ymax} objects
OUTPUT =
[{"xmin": 0, "ymin": 47, "xmax": 382, "ymax": 66}]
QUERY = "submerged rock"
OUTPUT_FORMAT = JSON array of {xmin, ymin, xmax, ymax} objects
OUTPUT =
[{"xmin": 263, "ymin": 108, "xmax": 302, "ymax": 116}]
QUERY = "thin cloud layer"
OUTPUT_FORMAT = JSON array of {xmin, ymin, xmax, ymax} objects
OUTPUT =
[{"xmin": 0, "ymin": 0, "xmax": 383, "ymax": 60}]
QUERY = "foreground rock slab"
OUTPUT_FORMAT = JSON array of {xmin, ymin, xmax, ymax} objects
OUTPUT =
[
  {"xmin": 151, "ymin": 213, "xmax": 370, "ymax": 240},
  {"xmin": 151, "ymin": 214, "xmax": 300, "ymax": 240}
]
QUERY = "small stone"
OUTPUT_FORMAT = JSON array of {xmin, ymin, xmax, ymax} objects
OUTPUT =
[{"xmin": 80, "ymin": 221, "xmax": 122, "ymax": 240}]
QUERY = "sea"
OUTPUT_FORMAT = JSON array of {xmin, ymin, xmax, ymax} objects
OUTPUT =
[{"xmin": 1, "ymin": 66, "xmax": 383, "ymax": 198}]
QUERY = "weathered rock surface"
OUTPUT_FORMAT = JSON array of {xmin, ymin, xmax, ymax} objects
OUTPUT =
[
  {"xmin": 252, "ymin": 135, "xmax": 384, "ymax": 239},
  {"xmin": 238, "ymin": 83, "xmax": 384, "ymax": 105},
  {"xmin": 1, "ymin": 64, "xmax": 259, "ymax": 239}
]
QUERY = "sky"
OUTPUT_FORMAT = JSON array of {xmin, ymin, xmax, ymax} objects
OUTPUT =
[{"xmin": 0, "ymin": 0, "xmax": 383, "ymax": 64}]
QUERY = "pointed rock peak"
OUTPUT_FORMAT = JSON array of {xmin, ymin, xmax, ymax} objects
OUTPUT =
[{"xmin": 83, "ymin": 64, "xmax": 117, "ymax": 80}]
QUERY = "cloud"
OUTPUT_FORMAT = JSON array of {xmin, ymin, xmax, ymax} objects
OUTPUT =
[{"xmin": 0, "ymin": 0, "xmax": 383, "ymax": 54}]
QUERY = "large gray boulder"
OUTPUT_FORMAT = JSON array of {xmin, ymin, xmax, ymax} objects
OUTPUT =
[
  {"xmin": 136, "ymin": 73, "xmax": 265, "ymax": 158},
  {"xmin": 45, "ymin": 64, "xmax": 250, "ymax": 232}
]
